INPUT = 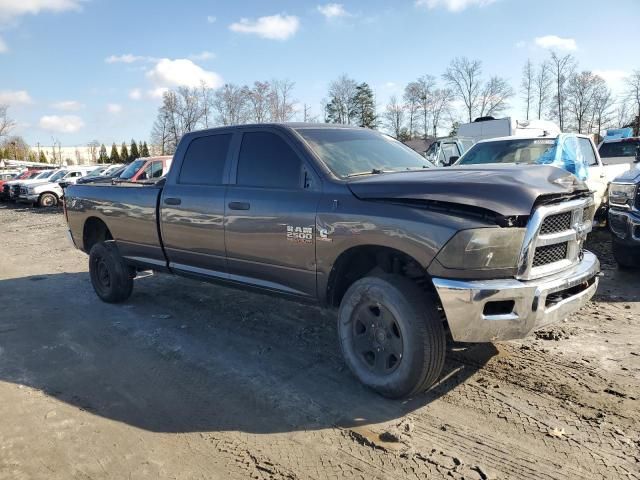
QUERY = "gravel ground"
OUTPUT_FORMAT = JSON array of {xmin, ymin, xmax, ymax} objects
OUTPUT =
[{"xmin": 0, "ymin": 203, "xmax": 638, "ymax": 480}]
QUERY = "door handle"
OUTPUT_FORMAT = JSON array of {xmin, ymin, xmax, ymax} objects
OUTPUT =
[
  {"xmin": 228, "ymin": 201, "xmax": 250, "ymax": 211},
  {"xmin": 164, "ymin": 197, "xmax": 182, "ymax": 206}
]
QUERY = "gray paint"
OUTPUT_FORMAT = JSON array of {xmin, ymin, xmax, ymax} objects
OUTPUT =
[{"xmin": 65, "ymin": 123, "xmax": 591, "ymax": 305}]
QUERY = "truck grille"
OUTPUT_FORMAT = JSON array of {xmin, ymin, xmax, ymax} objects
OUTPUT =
[
  {"xmin": 540, "ymin": 212, "xmax": 571, "ymax": 234},
  {"xmin": 636, "ymin": 186, "xmax": 640, "ymax": 210},
  {"xmin": 517, "ymin": 197, "xmax": 594, "ymax": 280},
  {"xmin": 20, "ymin": 186, "xmax": 27, "ymax": 195},
  {"xmin": 532, "ymin": 242, "xmax": 568, "ymax": 267},
  {"xmin": 10, "ymin": 185, "xmax": 20, "ymax": 197},
  {"xmin": 2, "ymin": 184, "xmax": 9, "ymax": 197}
]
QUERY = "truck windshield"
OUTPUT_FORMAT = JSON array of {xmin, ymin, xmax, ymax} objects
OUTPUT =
[
  {"xmin": 49, "ymin": 170, "xmax": 67, "ymax": 182},
  {"xmin": 119, "ymin": 159, "xmax": 146, "ymax": 179},
  {"xmin": 35, "ymin": 171, "xmax": 54, "ymax": 179},
  {"xmin": 457, "ymin": 139, "xmax": 556, "ymax": 165},
  {"xmin": 296, "ymin": 128, "xmax": 433, "ymax": 178},
  {"xmin": 599, "ymin": 140, "xmax": 639, "ymax": 158}
]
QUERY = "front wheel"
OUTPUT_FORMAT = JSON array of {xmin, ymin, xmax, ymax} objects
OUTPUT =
[
  {"xmin": 337, "ymin": 274, "xmax": 446, "ymax": 399},
  {"xmin": 89, "ymin": 241, "xmax": 134, "ymax": 303},
  {"xmin": 38, "ymin": 193, "xmax": 58, "ymax": 208}
]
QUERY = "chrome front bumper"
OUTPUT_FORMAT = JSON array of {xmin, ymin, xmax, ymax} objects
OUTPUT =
[
  {"xmin": 609, "ymin": 209, "xmax": 640, "ymax": 244},
  {"xmin": 432, "ymin": 251, "xmax": 599, "ymax": 342}
]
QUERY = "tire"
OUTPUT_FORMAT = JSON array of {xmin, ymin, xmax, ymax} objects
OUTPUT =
[
  {"xmin": 337, "ymin": 274, "xmax": 446, "ymax": 399},
  {"xmin": 89, "ymin": 241, "xmax": 134, "ymax": 303},
  {"xmin": 612, "ymin": 238, "xmax": 640, "ymax": 270},
  {"xmin": 38, "ymin": 193, "xmax": 58, "ymax": 208}
]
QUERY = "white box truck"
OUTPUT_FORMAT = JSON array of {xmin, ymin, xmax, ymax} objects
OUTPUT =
[{"xmin": 458, "ymin": 117, "xmax": 560, "ymax": 142}]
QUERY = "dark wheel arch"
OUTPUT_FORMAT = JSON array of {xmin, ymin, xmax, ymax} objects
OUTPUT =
[{"xmin": 83, "ymin": 217, "xmax": 113, "ymax": 253}]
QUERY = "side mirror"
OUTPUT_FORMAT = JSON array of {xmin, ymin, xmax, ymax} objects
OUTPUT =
[{"xmin": 445, "ymin": 156, "xmax": 459, "ymax": 166}]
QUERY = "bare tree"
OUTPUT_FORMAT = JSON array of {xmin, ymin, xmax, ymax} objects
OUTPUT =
[
  {"xmin": 534, "ymin": 61, "xmax": 553, "ymax": 120},
  {"xmin": 270, "ymin": 79, "xmax": 296, "ymax": 122},
  {"xmin": 614, "ymin": 98, "xmax": 633, "ymax": 129},
  {"xmin": 478, "ymin": 76, "xmax": 514, "ymax": 118},
  {"xmin": 0, "ymin": 104, "xmax": 16, "ymax": 139},
  {"xmin": 199, "ymin": 81, "xmax": 214, "ymax": 128},
  {"xmin": 403, "ymin": 81, "xmax": 422, "ymax": 138},
  {"xmin": 383, "ymin": 95, "xmax": 405, "ymax": 139},
  {"xmin": 566, "ymin": 71, "xmax": 600, "ymax": 134},
  {"xmin": 87, "ymin": 140, "xmax": 100, "ymax": 163},
  {"xmin": 521, "ymin": 59, "xmax": 534, "ymax": 120},
  {"xmin": 1, "ymin": 135, "xmax": 29, "ymax": 160},
  {"xmin": 302, "ymin": 104, "xmax": 318, "ymax": 123},
  {"xmin": 443, "ymin": 57, "xmax": 482, "ymax": 122},
  {"xmin": 326, "ymin": 75, "xmax": 358, "ymax": 124},
  {"xmin": 176, "ymin": 87, "xmax": 205, "ymax": 133},
  {"xmin": 590, "ymin": 82, "xmax": 614, "ymax": 137},
  {"xmin": 248, "ymin": 81, "xmax": 272, "ymax": 123},
  {"xmin": 430, "ymin": 88, "xmax": 453, "ymax": 137},
  {"xmin": 414, "ymin": 75, "xmax": 436, "ymax": 139},
  {"xmin": 213, "ymin": 83, "xmax": 250, "ymax": 126},
  {"xmin": 549, "ymin": 52, "xmax": 576, "ymax": 131},
  {"xmin": 627, "ymin": 70, "xmax": 640, "ymax": 135}
]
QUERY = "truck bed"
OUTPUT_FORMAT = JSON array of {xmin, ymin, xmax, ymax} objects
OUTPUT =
[{"xmin": 65, "ymin": 182, "xmax": 167, "ymax": 268}]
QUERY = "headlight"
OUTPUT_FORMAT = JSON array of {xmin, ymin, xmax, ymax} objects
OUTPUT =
[
  {"xmin": 436, "ymin": 228, "xmax": 526, "ymax": 271},
  {"xmin": 609, "ymin": 183, "xmax": 637, "ymax": 209}
]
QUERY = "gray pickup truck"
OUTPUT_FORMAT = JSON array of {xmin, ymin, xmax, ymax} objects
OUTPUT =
[{"xmin": 65, "ymin": 123, "xmax": 600, "ymax": 398}]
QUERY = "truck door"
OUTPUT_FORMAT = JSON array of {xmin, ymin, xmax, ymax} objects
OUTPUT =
[
  {"xmin": 224, "ymin": 129, "xmax": 320, "ymax": 298},
  {"xmin": 579, "ymin": 137, "xmax": 608, "ymax": 208},
  {"xmin": 160, "ymin": 133, "xmax": 232, "ymax": 275}
]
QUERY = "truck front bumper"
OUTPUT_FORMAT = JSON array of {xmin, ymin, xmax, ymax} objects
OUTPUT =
[
  {"xmin": 609, "ymin": 209, "xmax": 640, "ymax": 245},
  {"xmin": 18, "ymin": 194, "xmax": 39, "ymax": 203},
  {"xmin": 432, "ymin": 251, "xmax": 599, "ymax": 342}
]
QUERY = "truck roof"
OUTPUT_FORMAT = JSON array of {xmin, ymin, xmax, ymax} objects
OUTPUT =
[{"xmin": 475, "ymin": 133, "xmax": 591, "ymax": 144}]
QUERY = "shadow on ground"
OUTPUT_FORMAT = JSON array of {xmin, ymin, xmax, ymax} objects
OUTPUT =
[{"xmin": 0, "ymin": 271, "xmax": 496, "ymax": 435}]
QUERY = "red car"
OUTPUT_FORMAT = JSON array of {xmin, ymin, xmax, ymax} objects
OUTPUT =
[{"xmin": 0, "ymin": 170, "xmax": 43, "ymax": 201}]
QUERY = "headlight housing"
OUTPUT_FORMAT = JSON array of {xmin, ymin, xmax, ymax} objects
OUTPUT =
[
  {"xmin": 435, "ymin": 228, "xmax": 526, "ymax": 271},
  {"xmin": 609, "ymin": 183, "xmax": 637, "ymax": 209}
]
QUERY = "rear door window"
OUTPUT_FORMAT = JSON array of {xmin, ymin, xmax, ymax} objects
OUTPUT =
[
  {"xmin": 179, "ymin": 134, "xmax": 232, "ymax": 185},
  {"xmin": 236, "ymin": 132, "xmax": 301, "ymax": 189}
]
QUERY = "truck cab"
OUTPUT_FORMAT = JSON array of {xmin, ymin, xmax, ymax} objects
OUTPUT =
[
  {"xmin": 116, "ymin": 156, "xmax": 172, "ymax": 183},
  {"xmin": 425, "ymin": 137, "xmax": 475, "ymax": 166}
]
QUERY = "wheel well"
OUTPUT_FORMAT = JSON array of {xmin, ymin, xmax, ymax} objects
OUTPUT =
[
  {"xmin": 327, "ymin": 245, "xmax": 433, "ymax": 307},
  {"xmin": 39, "ymin": 191, "xmax": 59, "ymax": 199},
  {"xmin": 83, "ymin": 217, "xmax": 113, "ymax": 253}
]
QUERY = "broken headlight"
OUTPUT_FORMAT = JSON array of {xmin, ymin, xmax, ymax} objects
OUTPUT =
[
  {"xmin": 609, "ymin": 183, "xmax": 637, "ymax": 209},
  {"xmin": 436, "ymin": 228, "xmax": 526, "ymax": 271}
]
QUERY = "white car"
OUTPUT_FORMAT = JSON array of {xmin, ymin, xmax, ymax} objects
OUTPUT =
[
  {"xmin": 598, "ymin": 137, "xmax": 639, "ymax": 169},
  {"xmin": 5, "ymin": 169, "xmax": 56, "ymax": 201},
  {"xmin": 454, "ymin": 134, "xmax": 625, "ymax": 212},
  {"xmin": 19, "ymin": 167, "xmax": 95, "ymax": 207}
]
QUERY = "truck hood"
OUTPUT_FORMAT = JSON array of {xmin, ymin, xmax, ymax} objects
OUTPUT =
[
  {"xmin": 611, "ymin": 164, "xmax": 640, "ymax": 183},
  {"xmin": 347, "ymin": 164, "xmax": 589, "ymax": 217}
]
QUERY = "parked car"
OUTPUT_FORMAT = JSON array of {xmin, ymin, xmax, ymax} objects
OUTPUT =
[
  {"xmin": 454, "ymin": 134, "xmax": 627, "ymax": 212},
  {"xmin": 425, "ymin": 137, "xmax": 475, "ymax": 166},
  {"xmin": 3, "ymin": 169, "xmax": 55, "ymax": 202},
  {"xmin": 598, "ymin": 136, "xmax": 640, "ymax": 168},
  {"xmin": 458, "ymin": 116, "xmax": 560, "ymax": 142},
  {"xmin": 17, "ymin": 168, "xmax": 80, "ymax": 207},
  {"xmin": 0, "ymin": 170, "xmax": 41, "ymax": 200},
  {"xmin": 115, "ymin": 156, "xmax": 172, "ymax": 183},
  {"xmin": 76, "ymin": 165, "xmax": 126, "ymax": 185},
  {"xmin": 608, "ymin": 167, "xmax": 640, "ymax": 268},
  {"xmin": 0, "ymin": 172, "xmax": 18, "ymax": 181},
  {"xmin": 65, "ymin": 124, "xmax": 599, "ymax": 399},
  {"xmin": 57, "ymin": 166, "xmax": 100, "ymax": 189}
]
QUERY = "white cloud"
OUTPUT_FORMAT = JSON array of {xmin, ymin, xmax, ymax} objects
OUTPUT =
[
  {"xmin": 594, "ymin": 69, "xmax": 629, "ymax": 94},
  {"xmin": 0, "ymin": 0, "xmax": 83, "ymax": 22},
  {"xmin": 105, "ymin": 53, "xmax": 150, "ymax": 64},
  {"xmin": 39, "ymin": 115, "xmax": 84, "ymax": 133},
  {"xmin": 129, "ymin": 88, "xmax": 142, "ymax": 100},
  {"xmin": 229, "ymin": 14, "xmax": 299, "ymax": 40},
  {"xmin": 51, "ymin": 100, "xmax": 83, "ymax": 111},
  {"xmin": 206, "ymin": 15, "xmax": 216, "ymax": 23},
  {"xmin": 415, "ymin": 0, "xmax": 497, "ymax": 12},
  {"xmin": 146, "ymin": 58, "xmax": 223, "ymax": 89},
  {"xmin": 0, "ymin": 36, "xmax": 7, "ymax": 53},
  {"xmin": 148, "ymin": 87, "xmax": 169, "ymax": 99},
  {"xmin": 0, "ymin": 89, "xmax": 32, "ymax": 105},
  {"xmin": 317, "ymin": 3, "xmax": 349, "ymax": 19},
  {"xmin": 189, "ymin": 50, "xmax": 216, "ymax": 61},
  {"xmin": 106, "ymin": 103, "xmax": 122, "ymax": 114},
  {"xmin": 534, "ymin": 35, "xmax": 577, "ymax": 51}
]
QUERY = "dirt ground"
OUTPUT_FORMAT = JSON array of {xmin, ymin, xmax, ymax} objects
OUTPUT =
[{"xmin": 0, "ymin": 203, "xmax": 638, "ymax": 480}]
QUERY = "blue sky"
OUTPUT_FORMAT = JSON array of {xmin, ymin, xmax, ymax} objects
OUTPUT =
[{"xmin": 1, "ymin": 0, "xmax": 639, "ymax": 147}]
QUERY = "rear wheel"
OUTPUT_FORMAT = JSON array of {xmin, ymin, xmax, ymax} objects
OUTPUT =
[
  {"xmin": 89, "ymin": 241, "xmax": 134, "ymax": 303},
  {"xmin": 38, "ymin": 193, "xmax": 58, "ymax": 208},
  {"xmin": 612, "ymin": 238, "xmax": 640, "ymax": 270},
  {"xmin": 338, "ymin": 274, "xmax": 445, "ymax": 399}
]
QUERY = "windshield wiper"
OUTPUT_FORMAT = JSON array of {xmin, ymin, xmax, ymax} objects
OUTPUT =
[{"xmin": 346, "ymin": 168, "xmax": 388, "ymax": 178}]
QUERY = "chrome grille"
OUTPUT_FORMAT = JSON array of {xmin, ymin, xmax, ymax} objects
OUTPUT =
[
  {"xmin": 533, "ymin": 243, "xmax": 568, "ymax": 267},
  {"xmin": 540, "ymin": 212, "xmax": 571, "ymax": 234},
  {"xmin": 517, "ymin": 197, "xmax": 594, "ymax": 280}
]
